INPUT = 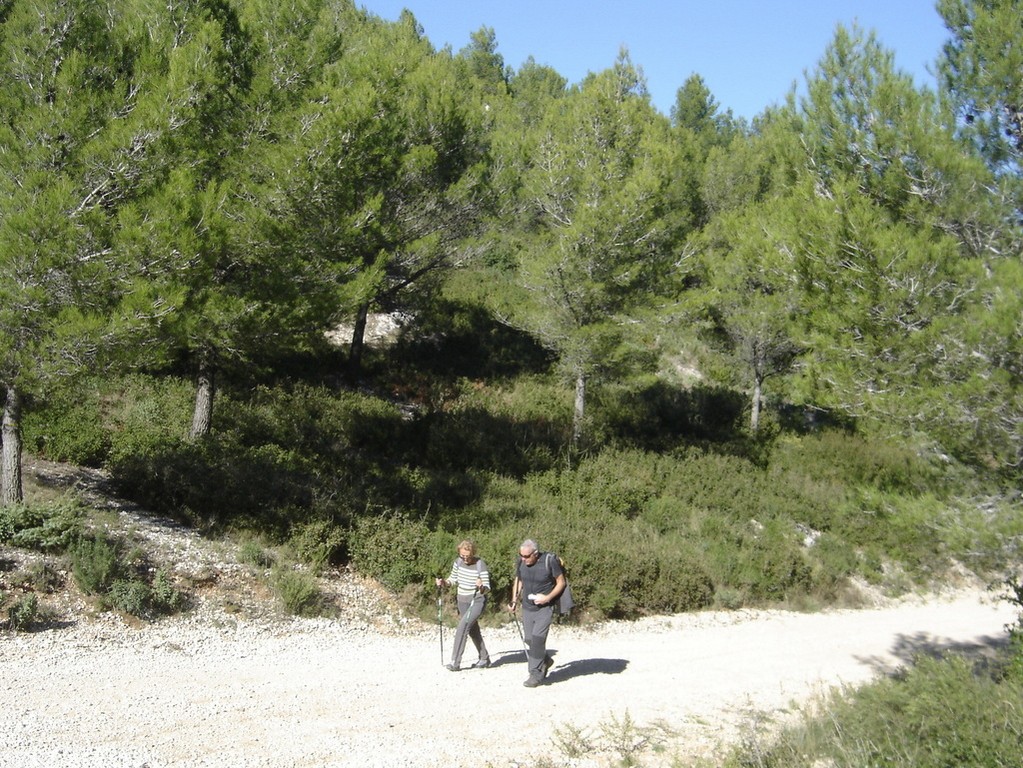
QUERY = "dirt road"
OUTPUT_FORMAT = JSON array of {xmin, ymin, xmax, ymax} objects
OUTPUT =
[{"xmin": 2, "ymin": 586, "xmax": 1013, "ymax": 768}]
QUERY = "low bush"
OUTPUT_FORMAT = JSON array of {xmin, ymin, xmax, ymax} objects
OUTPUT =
[
  {"xmin": 729, "ymin": 654, "xmax": 1023, "ymax": 768},
  {"xmin": 1003, "ymin": 577, "xmax": 1023, "ymax": 683},
  {"xmin": 44, "ymin": 368, "xmax": 1012, "ymax": 623},
  {"xmin": 590, "ymin": 379, "xmax": 748, "ymax": 449},
  {"xmin": 350, "ymin": 514, "xmax": 449, "ymax": 593},
  {"xmin": 105, "ymin": 375, "xmax": 195, "ymax": 467},
  {"xmin": 107, "ymin": 578, "xmax": 154, "ymax": 616},
  {"xmin": 7, "ymin": 593, "xmax": 39, "ymax": 631},
  {"xmin": 418, "ymin": 376, "xmax": 569, "ymax": 478},
  {"xmin": 269, "ymin": 566, "xmax": 324, "ymax": 617},
  {"xmin": 238, "ymin": 539, "xmax": 275, "ymax": 570},
  {"xmin": 22, "ymin": 381, "xmax": 109, "ymax": 466},
  {"xmin": 0, "ymin": 500, "xmax": 83, "ymax": 553},
  {"xmin": 71, "ymin": 533, "xmax": 122, "ymax": 596},
  {"xmin": 285, "ymin": 520, "xmax": 348, "ymax": 572},
  {"xmin": 107, "ymin": 570, "xmax": 184, "ymax": 619}
]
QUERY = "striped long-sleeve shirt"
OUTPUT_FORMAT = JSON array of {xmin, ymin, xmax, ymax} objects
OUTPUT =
[{"xmin": 446, "ymin": 557, "xmax": 490, "ymax": 597}]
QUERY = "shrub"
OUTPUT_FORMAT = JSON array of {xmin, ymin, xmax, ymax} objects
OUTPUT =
[
  {"xmin": 8, "ymin": 593, "xmax": 39, "ymax": 631},
  {"xmin": 771, "ymin": 430, "xmax": 940, "ymax": 497},
  {"xmin": 107, "ymin": 579, "xmax": 153, "ymax": 616},
  {"xmin": 19, "ymin": 561, "xmax": 65, "ymax": 593},
  {"xmin": 269, "ymin": 566, "xmax": 323, "ymax": 617},
  {"xmin": 350, "ymin": 514, "xmax": 446, "ymax": 592},
  {"xmin": 646, "ymin": 553, "xmax": 715, "ymax": 613},
  {"xmin": 111, "ymin": 438, "xmax": 314, "ymax": 534},
  {"xmin": 733, "ymin": 654, "xmax": 1023, "ymax": 767},
  {"xmin": 419, "ymin": 376, "xmax": 568, "ymax": 477},
  {"xmin": 590, "ymin": 379, "xmax": 747, "ymax": 448},
  {"xmin": 149, "ymin": 570, "xmax": 185, "ymax": 615},
  {"xmin": 238, "ymin": 539, "xmax": 275, "ymax": 569},
  {"xmin": 0, "ymin": 501, "xmax": 83, "ymax": 553},
  {"xmin": 106, "ymin": 570, "xmax": 184, "ymax": 619},
  {"xmin": 71, "ymin": 534, "xmax": 122, "ymax": 595},
  {"xmin": 105, "ymin": 375, "xmax": 194, "ymax": 466},
  {"xmin": 22, "ymin": 383, "xmax": 109, "ymax": 466},
  {"xmin": 1003, "ymin": 577, "xmax": 1023, "ymax": 683},
  {"xmin": 285, "ymin": 520, "xmax": 348, "ymax": 572}
]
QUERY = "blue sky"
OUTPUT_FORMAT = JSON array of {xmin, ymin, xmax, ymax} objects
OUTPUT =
[{"xmin": 357, "ymin": 1, "xmax": 950, "ymax": 120}]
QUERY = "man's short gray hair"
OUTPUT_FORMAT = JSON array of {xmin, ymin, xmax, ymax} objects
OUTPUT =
[{"xmin": 519, "ymin": 539, "xmax": 538, "ymax": 554}]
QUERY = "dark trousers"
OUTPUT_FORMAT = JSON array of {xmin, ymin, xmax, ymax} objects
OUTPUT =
[
  {"xmin": 451, "ymin": 594, "xmax": 488, "ymax": 666},
  {"xmin": 521, "ymin": 604, "xmax": 554, "ymax": 680}
]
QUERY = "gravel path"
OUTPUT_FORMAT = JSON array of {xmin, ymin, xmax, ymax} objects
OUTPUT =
[
  {"xmin": 3, "ymin": 458, "xmax": 1016, "ymax": 767},
  {"xmin": 2, "ymin": 586, "xmax": 1013, "ymax": 768}
]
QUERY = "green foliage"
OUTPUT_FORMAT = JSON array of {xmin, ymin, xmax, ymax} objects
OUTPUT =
[
  {"xmin": 19, "ymin": 560, "xmax": 65, "ymax": 593},
  {"xmin": 731, "ymin": 655, "xmax": 1023, "ymax": 768},
  {"xmin": 22, "ymin": 381, "xmax": 109, "ymax": 466},
  {"xmin": 69, "ymin": 531, "xmax": 184, "ymax": 618},
  {"xmin": 105, "ymin": 375, "xmax": 195, "ymax": 467},
  {"xmin": 3, "ymin": 0, "xmax": 1016, "ymax": 635},
  {"xmin": 106, "ymin": 579, "xmax": 148, "ymax": 617},
  {"xmin": 149, "ymin": 570, "xmax": 184, "ymax": 615},
  {"xmin": 0, "ymin": 501, "xmax": 84, "ymax": 553},
  {"xmin": 269, "ymin": 566, "xmax": 324, "ymax": 617},
  {"xmin": 771, "ymin": 431, "xmax": 940, "ymax": 496},
  {"xmin": 590, "ymin": 380, "xmax": 747, "ymax": 450},
  {"xmin": 418, "ymin": 375, "xmax": 569, "ymax": 478},
  {"xmin": 106, "ymin": 570, "xmax": 183, "ymax": 619},
  {"xmin": 1002, "ymin": 577, "xmax": 1023, "ymax": 683},
  {"xmin": 40, "ymin": 361, "xmax": 1009, "ymax": 621},
  {"xmin": 552, "ymin": 711, "xmax": 676, "ymax": 768},
  {"xmin": 70, "ymin": 533, "xmax": 122, "ymax": 596},
  {"xmin": 108, "ymin": 383, "xmax": 415, "ymax": 534},
  {"xmin": 238, "ymin": 539, "xmax": 276, "ymax": 570},
  {"xmin": 350, "ymin": 514, "xmax": 448, "ymax": 593},
  {"xmin": 7, "ymin": 593, "xmax": 39, "ymax": 631},
  {"xmin": 285, "ymin": 520, "xmax": 348, "ymax": 572}
]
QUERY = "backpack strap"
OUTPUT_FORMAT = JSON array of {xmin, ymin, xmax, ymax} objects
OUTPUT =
[{"xmin": 545, "ymin": 552, "xmax": 558, "ymax": 578}]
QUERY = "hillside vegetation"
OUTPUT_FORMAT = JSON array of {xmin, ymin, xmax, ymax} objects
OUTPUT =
[
  {"xmin": 3, "ymin": 2, "xmax": 1023, "ymax": 765},
  {"xmin": 11, "ymin": 315, "xmax": 1022, "ymax": 622},
  {"xmin": 0, "ymin": 0, "xmax": 1019, "ymax": 620}
]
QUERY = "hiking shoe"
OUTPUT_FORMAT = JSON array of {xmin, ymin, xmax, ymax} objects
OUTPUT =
[
  {"xmin": 543, "ymin": 656, "xmax": 554, "ymax": 675},
  {"xmin": 445, "ymin": 663, "xmax": 459, "ymax": 672},
  {"xmin": 472, "ymin": 659, "xmax": 490, "ymax": 669},
  {"xmin": 523, "ymin": 676, "xmax": 542, "ymax": 688}
]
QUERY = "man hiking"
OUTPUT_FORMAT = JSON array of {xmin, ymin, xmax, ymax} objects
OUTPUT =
[{"xmin": 508, "ymin": 538, "xmax": 566, "ymax": 687}]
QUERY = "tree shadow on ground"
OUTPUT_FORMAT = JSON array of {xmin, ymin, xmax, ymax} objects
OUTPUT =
[{"xmin": 856, "ymin": 631, "xmax": 1010, "ymax": 675}]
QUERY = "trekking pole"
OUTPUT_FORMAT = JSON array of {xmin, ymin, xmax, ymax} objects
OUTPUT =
[
  {"xmin": 436, "ymin": 583, "xmax": 445, "ymax": 665},
  {"xmin": 512, "ymin": 610, "xmax": 528, "ymax": 656}
]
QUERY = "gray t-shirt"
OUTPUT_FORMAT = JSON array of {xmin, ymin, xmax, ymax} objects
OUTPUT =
[{"xmin": 517, "ymin": 552, "xmax": 563, "ymax": 612}]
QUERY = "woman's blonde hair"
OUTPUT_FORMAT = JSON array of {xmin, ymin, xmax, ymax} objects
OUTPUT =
[{"xmin": 458, "ymin": 539, "xmax": 478, "ymax": 559}]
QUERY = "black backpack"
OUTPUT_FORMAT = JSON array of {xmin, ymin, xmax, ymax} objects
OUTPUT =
[{"xmin": 522, "ymin": 552, "xmax": 574, "ymax": 615}]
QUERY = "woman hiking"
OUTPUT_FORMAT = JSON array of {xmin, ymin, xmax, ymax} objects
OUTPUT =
[{"xmin": 436, "ymin": 539, "xmax": 491, "ymax": 671}]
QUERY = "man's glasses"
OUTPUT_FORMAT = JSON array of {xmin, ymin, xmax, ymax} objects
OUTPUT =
[{"xmin": 520, "ymin": 551, "xmax": 538, "ymax": 560}]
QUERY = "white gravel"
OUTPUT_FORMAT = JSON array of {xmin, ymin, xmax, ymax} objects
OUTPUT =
[
  {"xmin": 5, "ymin": 458, "xmax": 1017, "ymax": 767},
  {"xmin": 2, "ymin": 585, "xmax": 1014, "ymax": 768}
]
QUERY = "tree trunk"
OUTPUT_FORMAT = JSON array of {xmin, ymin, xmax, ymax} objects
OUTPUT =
[
  {"xmin": 1, "ymin": 385, "xmax": 24, "ymax": 506},
  {"xmin": 347, "ymin": 303, "xmax": 370, "ymax": 380},
  {"xmin": 750, "ymin": 375, "xmax": 762, "ymax": 433},
  {"xmin": 189, "ymin": 349, "xmax": 216, "ymax": 440},
  {"xmin": 572, "ymin": 372, "xmax": 586, "ymax": 448}
]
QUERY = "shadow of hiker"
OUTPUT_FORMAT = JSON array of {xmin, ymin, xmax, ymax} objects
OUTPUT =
[
  {"xmin": 490, "ymin": 649, "xmax": 528, "ymax": 667},
  {"xmin": 545, "ymin": 658, "xmax": 628, "ymax": 683},
  {"xmin": 856, "ymin": 631, "xmax": 1010, "ymax": 675},
  {"xmin": 488, "ymin": 651, "xmax": 629, "ymax": 682}
]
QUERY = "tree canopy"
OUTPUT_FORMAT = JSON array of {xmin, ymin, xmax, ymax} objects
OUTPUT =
[{"xmin": 2, "ymin": 0, "xmax": 1022, "ymax": 505}]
